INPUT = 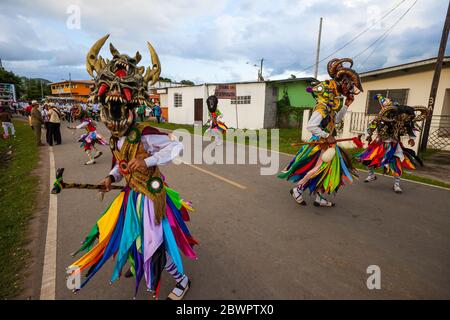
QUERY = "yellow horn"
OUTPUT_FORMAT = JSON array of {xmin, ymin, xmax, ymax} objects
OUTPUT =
[
  {"xmin": 86, "ymin": 34, "xmax": 110, "ymax": 77},
  {"xmin": 143, "ymin": 41, "xmax": 161, "ymax": 86}
]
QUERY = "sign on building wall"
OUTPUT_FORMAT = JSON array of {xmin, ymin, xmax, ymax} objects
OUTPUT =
[
  {"xmin": 215, "ymin": 84, "xmax": 236, "ymax": 99},
  {"xmin": 0, "ymin": 83, "xmax": 16, "ymax": 102}
]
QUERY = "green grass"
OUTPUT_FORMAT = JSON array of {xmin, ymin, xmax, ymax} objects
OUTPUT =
[
  {"xmin": 151, "ymin": 121, "xmax": 302, "ymax": 152},
  {"xmin": 151, "ymin": 121, "xmax": 450, "ymax": 189},
  {"xmin": 0, "ymin": 120, "xmax": 39, "ymax": 299}
]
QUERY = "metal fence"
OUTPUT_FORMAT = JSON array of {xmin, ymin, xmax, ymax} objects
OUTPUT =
[
  {"xmin": 423, "ymin": 115, "xmax": 450, "ymax": 150},
  {"xmin": 348, "ymin": 112, "xmax": 450, "ymax": 151},
  {"xmin": 349, "ymin": 112, "xmax": 376, "ymax": 133}
]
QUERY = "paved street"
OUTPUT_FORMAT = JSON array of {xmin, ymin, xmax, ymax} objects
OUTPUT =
[{"xmin": 42, "ymin": 123, "xmax": 450, "ymax": 300}]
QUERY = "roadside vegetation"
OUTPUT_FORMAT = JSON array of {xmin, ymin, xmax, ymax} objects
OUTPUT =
[{"xmin": 0, "ymin": 120, "xmax": 39, "ymax": 299}]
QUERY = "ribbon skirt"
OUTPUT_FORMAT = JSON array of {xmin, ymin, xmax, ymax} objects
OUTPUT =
[
  {"xmin": 69, "ymin": 185, "xmax": 198, "ymax": 295},
  {"xmin": 278, "ymin": 136, "xmax": 357, "ymax": 194}
]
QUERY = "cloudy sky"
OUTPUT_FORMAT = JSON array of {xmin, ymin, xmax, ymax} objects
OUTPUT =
[{"xmin": 0, "ymin": 0, "xmax": 448, "ymax": 83}]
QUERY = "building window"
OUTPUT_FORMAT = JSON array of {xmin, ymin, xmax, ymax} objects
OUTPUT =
[
  {"xmin": 231, "ymin": 95, "xmax": 251, "ymax": 104},
  {"xmin": 366, "ymin": 89, "xmax": 409, "ymax": 114},
  {"xmin": 174, "ymin": 93, "xmax": 182, "ymax": 108}
]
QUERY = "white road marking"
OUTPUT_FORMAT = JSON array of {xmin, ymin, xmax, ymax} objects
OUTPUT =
[
  {"xmin": 40, "ymin": 147, "xmax": 58, "ymax": 300},
  {"xmin": 182, "ymin": 161, "xmax": 247, "ymax": 190}
]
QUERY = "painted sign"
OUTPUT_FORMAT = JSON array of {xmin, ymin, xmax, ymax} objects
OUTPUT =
[{"xmin": 214, "ymin": 84, "xmax": 236, "ymax": 99}]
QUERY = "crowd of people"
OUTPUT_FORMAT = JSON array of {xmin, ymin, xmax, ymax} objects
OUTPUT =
[{"xmin": 2, "ymin": 98, "xmax": 164, "ymax": 147}]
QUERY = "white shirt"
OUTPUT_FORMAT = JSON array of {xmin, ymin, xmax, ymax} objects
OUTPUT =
[
  {"xmin": 109, "ymin": 134, "xmax": 183, "ymax": 182},
  {"xmin": 307, "ymin": 106, "xmax": 347, "ymax": 138}
]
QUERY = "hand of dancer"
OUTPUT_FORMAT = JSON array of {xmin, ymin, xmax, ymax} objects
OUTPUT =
[
  {"xmin": 325, "ymin": 134, "xmax": 336, "ymax": 145},
  {"xmin": 408, "ymin": 139, "xmax": 415, "ymax": 147},
  {"xmin": 101, "ymin": 176, "xmax": 113, "ymax": 192},
  {"xmin": 128, "ymin": 158, "xmax": 147, "ymax": 172},
  {"xmin": 345, "ymin": 94, "xmax": 354, "ymax": 107}
]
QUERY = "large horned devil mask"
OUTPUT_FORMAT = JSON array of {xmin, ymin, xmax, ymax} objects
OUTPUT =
[{"xmin": 86, "ymin": 34, "xmax": 161, "ymax": 137}]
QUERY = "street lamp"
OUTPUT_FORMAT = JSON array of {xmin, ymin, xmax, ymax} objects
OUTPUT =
[{"xmin": 246, "ymin": 59, "xmax": 264, "ymax": 82}]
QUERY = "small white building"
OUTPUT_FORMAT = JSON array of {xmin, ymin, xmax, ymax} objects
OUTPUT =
[{"xmin": 159, "ymin": 81, "xmax": 278, "ymax": 129}]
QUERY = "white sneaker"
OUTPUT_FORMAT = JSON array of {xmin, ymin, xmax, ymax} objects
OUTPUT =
[
  {"xmin": 290, "ymin": 187, "xmax": 306, "ymax": 205},
  {"xmin": 94, "ymin": 151, "xmax": 103, "ymax": 159},
  {"xmin": 85, "ymin": 159, "xmax": 96, "ymax": 165},
  {"xmin": 364, "ymin": 174, "xmax": 377, "ymax": 183},
  {"xmin": 167, "ymin": 275, "xmax": 190, "ymax": 300},
  {"xmin": 393, "ymin": 184, "xmax": 403, "ymax": 193}
]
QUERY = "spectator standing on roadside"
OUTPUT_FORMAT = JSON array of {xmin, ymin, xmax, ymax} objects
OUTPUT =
[
  {"xmin": 47, "ymin": 103, "xmax": 62, "ymax": 145},
  {"xmin": 0, "ymin": 104, "xmax": 16, "ymax": 139},
  {"xmin": 30, "ymin": 100, "xmax": 44, "ymax": 146},
  {"xmin": 42, "ymin": 104, "xmax": 50, "ymax": 144},
  {"xmin": 137, "ymin": 104, "xmax": 146, "ymax": 122},
  {"xmin": 153, "ymin": 102, "xmax": 161, "ymax": 123}
]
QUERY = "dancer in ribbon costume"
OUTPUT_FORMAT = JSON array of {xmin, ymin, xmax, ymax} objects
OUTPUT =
[
  {"xmin": 71, "ymin": 105, "xmax": 107, "ymax": 165},
  {"xmin": 278, "ymin": 58, "xmax": 363, "ymax": 207},
  {"xmin": 357, "ymin": 94, "xmax": 429, "ymax": 193},
  {"xmin": 206, "ymin": 95, "xmax": 228, "ymax": 146},
  {"xmin": 68, "ymin": 35, "xmax": 197, "ymax": 300}
]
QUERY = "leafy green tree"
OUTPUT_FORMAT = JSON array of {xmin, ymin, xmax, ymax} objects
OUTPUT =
[
  {"xmin": 180, "ymin": 80, "xmax": 195, "ymax": 86},
  {"xmin": 0, "ymin": 68, "xmax": 23, "ymax": 98},
  {"xmin": 159, "ymin": 77, "xmax": 172, "ymax": 82},
  {"xmin": 0, "ymin": 68, "xmax": 51, "ymax": 100}
]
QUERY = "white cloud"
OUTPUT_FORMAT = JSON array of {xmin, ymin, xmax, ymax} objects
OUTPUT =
[{"xmin": 0, "ymin": 0, "xmax": 448, "ymax": 83}]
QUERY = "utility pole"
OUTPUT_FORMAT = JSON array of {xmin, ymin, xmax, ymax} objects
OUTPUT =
[
  {"xmin": 314, "ymin": 17, "xmax": 323, "ymax": 80},
  {"xmin": 69, "ymin": 72, "xmax": 73, "ymax": 99},
  {"xmin": 259, "ymin": 58, "xmax": 264, "ymax": 81},
  {"xmin": 420, "ymin": 2, "xmax": 450, "ymax": 153},
  {"xmin": 40, "ymin": 80, "xmax": 44, "ymax": 99}
]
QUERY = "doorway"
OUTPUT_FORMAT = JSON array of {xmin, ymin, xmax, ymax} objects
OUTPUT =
[{"xmin": 194, "ymin": 98, "xmax": 203, "ymax": 123}]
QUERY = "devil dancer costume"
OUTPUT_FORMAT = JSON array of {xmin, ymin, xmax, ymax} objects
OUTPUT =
[
  {"xmin": 278, "ymin": 58, "xmax": 363, "ymax": 207},
  {"xmin": 206, "ymin": 95, "xmax": 228, "ymax": 146},
  {"xmin": 357, "ymin": 94, "xmax": 429, "ymax": 193},
  {"xmin": 71, "ymin": 105, "xmax": 107, "ymax": 165},
  {"xmin": 68, "ymin": 35, "xmax": 197, "ymax": 300}
]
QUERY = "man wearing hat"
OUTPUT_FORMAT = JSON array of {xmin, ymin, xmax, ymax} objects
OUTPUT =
[{"xmin": 30, "ymin": 100, "xmax": 44, "ymax": 146}]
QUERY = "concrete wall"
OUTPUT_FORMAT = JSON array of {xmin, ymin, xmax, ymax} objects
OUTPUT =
[
  {"xmin": 167, "ymin": 85, "xmax": 205, "ymax": 125},
  {"xmin": 264, "ymin": 84, "xmax": 278, "ymax": 128}
]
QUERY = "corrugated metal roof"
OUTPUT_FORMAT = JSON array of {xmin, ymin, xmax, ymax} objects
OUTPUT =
[{"xmin": 360, "ymin": 56, "xmax": 450, "ymax": 78}]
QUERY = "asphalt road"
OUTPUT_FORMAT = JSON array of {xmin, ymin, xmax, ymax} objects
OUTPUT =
[{"xmin": 45, "ymin": 123, "xmax": 450, "ymax": 300}]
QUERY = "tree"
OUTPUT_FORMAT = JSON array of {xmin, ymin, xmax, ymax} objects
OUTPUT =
[
  {"xmin": 180, "ymin": 80, "xmax": 195, "ymax": 86},
  {"xmin": 0, "ymin": 68, "xmax": 23, "ymax": 98},
  {"xmin": 159, "ymin": 77, "xmax": 172, "ymax": 82}
]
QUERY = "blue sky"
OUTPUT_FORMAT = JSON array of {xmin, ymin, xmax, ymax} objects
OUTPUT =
[{"xmin": 0, "ymin": 0, "xmax": 448, "ymax": 83}]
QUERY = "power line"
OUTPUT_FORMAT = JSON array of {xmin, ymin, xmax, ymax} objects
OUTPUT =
[
  {"xmin": 299, "ymin": 0, "xmax": 409, "ymax": 74},
  {"xmin": 353, "ymin": 0, "xmax": 418, "ymax": 61}
]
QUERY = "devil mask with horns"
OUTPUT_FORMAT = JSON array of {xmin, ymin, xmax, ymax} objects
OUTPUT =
[
  {"xmin": 369, "ymin": 94, "xmax": 430, "ymax": 140},
  {"xmin": 326, "ymin": 58, "xmax": 363, "ymax": 99},
  {"xmin": 308, "ymin": 58, "xmax": 363, "ymax": 113},
  {"xmin": 86, "ymin": 34, "xmax": 161, "ymax": 137}
]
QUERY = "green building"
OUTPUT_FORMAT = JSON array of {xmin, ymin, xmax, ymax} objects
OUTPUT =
[
  {"xmin": 269, "ymin": 77, "xmax": 317, "ymax": 108},
  {"xmin": 268, "ymin": 77, "xmax": 318, "ymax": 127}
]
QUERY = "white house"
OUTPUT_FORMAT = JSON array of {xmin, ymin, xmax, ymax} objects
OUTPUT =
[
  {"xmin": 302, "ymin": 56, "xmax": 450, "ymax": 152},
  {"xmin": 159, "ymin": 81, "xmax": 278, "ymax": 129}
]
